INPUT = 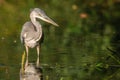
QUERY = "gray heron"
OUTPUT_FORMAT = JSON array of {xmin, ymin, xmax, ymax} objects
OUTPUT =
[{"xmin": 20, "ymin": 8, "xmax": 59, "ymax": 67}]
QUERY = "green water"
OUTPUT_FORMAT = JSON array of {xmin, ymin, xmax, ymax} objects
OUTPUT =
[{"xmin": 0, "ymin": 33, "xmax": 117, "ymax": 80}]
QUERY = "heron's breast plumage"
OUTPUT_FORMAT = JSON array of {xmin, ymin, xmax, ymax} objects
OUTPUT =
[{"xmin": 21, "ymin": 21, "xmax": 42, "ymax": 48}]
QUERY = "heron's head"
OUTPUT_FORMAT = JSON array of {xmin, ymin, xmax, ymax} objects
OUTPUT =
[{"xmin": 30, "ymin": 8, "xmax": 59, "ymax": 26}]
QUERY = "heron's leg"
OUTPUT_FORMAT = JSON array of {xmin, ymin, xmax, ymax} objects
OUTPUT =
[
  {"xmin": 25, "ymin": 45, "xmax": 29, "ymax": 67},
  {"xmin": 36, "ymin": 45, "xmax": 40, "ymax": 67}
]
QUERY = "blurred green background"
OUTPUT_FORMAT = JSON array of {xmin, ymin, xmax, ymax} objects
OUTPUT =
[{"xmin": 0, "ymin": 0, "xmax": 120, "ymax": 80}]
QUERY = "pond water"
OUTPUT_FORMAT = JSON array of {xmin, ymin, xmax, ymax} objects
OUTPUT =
[
  {"xmin": 0, "ymin": 35, "xmax": 82, "ymax": 80},
  {"xmin": 0, "ymin": 30, "xmax": 117, "ymax": 80}
]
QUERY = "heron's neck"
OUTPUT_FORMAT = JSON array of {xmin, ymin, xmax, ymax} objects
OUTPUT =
[
  {"xmin": 31, "ymin": 16, "xmax": 42, "ymax": 31},
  {"xmin": 30, "ymin": 16, "xmax": 42, "ymax": 40}
]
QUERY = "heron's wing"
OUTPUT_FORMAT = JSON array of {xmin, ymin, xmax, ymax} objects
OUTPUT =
[{"xmin": 20, "ymin": 21, "xmax": 37, "ymax": 44}]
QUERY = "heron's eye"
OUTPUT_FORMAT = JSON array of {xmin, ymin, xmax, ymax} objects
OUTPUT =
[{"xmin": 39, "ymin": 14, "xmax": 41, "ymax": 16}]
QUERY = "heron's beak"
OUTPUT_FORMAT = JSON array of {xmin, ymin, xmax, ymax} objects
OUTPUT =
[{"xmin": 37, "ymin": 15, "xmax": 59, "ymax": 27}]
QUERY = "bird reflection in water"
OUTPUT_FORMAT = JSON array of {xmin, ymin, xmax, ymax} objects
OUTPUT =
[{"xmin": 20, "ymin": 63, "xmax": 43, "ymax": 80}]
